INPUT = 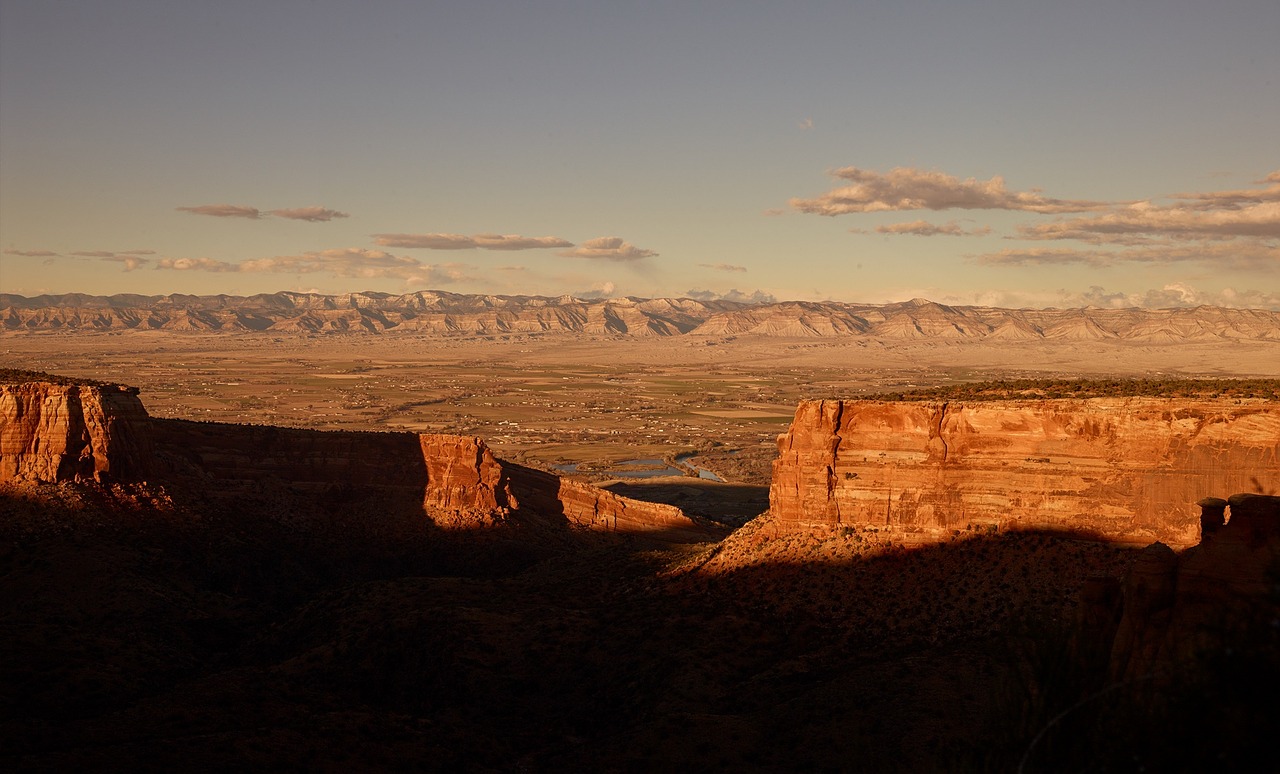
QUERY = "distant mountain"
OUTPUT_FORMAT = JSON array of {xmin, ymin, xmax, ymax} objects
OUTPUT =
[{"xmin": 3, "ymin": 291, "xmax": 1280, "ymax": 342}]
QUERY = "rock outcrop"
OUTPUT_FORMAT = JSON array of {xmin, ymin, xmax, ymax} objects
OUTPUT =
[
  {"xmin": 770, "ymin": 398, "xmax": 1280, "ymax": 545},
  {"xmin": 0, "ymin": 381, "xmax": 154, "ymax": 483},
  {"xmin": 1106, "ymin": 493, "xmax": 1280, "ymax": 684}
]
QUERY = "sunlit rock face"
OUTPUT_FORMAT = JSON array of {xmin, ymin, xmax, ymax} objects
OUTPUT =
[
  {"xmin": 0, "ymin": 382, "xmax": 154, "ymax": 483},
  {"xmin": 770, "ymin": 398, "xmax": 1280, "ymax": 545}
]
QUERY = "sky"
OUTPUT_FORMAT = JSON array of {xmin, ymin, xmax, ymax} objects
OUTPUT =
[{"xmin": 1, "ymin": 1, "xmax": 1277, "ymax": 309}]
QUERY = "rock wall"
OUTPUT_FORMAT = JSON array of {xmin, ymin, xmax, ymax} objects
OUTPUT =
[
  {"xmin": 1106, "ymin": 493, "xmax": 1280, "ymax": 684},
  {"xmin": 770, "ymin": 398, "xmax": 1280, "ymax": 545},
  {"xmin": 0, "ymin": 381, "xmax": 154, "ymax": 483}
]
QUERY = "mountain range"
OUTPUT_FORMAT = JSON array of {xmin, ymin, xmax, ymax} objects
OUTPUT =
[{"xmin": 4, "ymin": 291, "xmax": 1280, "ymax": 341}]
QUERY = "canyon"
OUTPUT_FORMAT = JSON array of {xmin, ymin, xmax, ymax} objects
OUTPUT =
[{"xmin": 1, "ymin": 378, "xmax": 719, "ymax": 542}]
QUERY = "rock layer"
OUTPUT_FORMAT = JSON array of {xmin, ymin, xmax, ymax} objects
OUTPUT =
[
  {"xmin": 0, "ymin": 381, "xmax": 154, "ymax": 483},
  {"xmin": 770, "ymin": 398, "xmax": 1280, "ymax": 545}
]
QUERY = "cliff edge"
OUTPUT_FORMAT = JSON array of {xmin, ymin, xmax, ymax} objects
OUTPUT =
[
  {"xmin": 770, "ymin": 398, "xmax": 1280, "ymax": 545},
  {"xmin": 0, "ymin": 380, "xmax": 154, "ymax": 483}
]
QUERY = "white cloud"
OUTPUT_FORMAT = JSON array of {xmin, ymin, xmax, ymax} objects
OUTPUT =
[
  {"xmin": 559, "ymin": 237, "xmax": 657, "ymax": 261},
  {"xmin": 574, "ymin": 280, "xmax": 617, "ymax": 300},
  {"xmin": 791, "ymin": 167, "xmax": 1109, "ymax": 216}
]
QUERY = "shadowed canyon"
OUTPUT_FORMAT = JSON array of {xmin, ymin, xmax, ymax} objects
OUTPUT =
[{"xmin": 3, "ymin": 311, "xmax": 1279, "ymax": 771}]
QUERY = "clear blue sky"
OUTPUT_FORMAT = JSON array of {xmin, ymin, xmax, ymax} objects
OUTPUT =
[{"xmin": 2, "ymin": 1, "xmax": 1277, "ymax": 307}]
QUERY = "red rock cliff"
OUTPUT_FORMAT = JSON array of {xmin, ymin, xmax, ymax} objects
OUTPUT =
[
  {"xmin": 0, "ymin": 381, "xmax": 154, "ymax": 483},
  {"xmin": 770, "ymin": 399, "xmax": 1280, "ymax": 545}
]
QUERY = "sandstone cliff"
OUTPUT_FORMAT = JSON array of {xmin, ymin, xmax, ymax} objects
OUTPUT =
[
  {"xmin": 770, "ymin": 398, "xmax": 1280, "ymax": 545},
  {"xmin": 0, "ymin": 381, "xmax": 154, "ymax": 483}
]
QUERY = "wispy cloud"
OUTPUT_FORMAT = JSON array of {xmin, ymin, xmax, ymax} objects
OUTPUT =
[
  {"xmin": 153, "ymin": 248, "xmax": 471, "ymax": 284},
  {"xmin": 875, "ymin": 220, "xmax": 991, "ymax": 237},
  {"xmin": 973, "ymin": 241, "xmax": 1278, "ymax": 271},
  {"xmin": 178, "ymin": 204, "xmax": 349, "ymax": 221},
  {"xmin": 156, "ymin": 257, "xmax": 239, "ymax": 272},
  {"xmin": 176, "ymin": 204, "xmax": 263, "ymax": 219},
  {"xmin": 791, "ymin": 167, "xmax": 1109, "ymax": 216},
  {"xmin": 698, "ymin": 262, "xmax": 747, "ymax": 272},
  {"xmin": 99, "ymin": 254, "xmax": 152, "ymax": 271},
  {"xmin": 1019, "ymin": 202, "xmax": 1280, "ymax": 242},
  {"xmin": 4, "ymin": 248, "xmax": 59, "ymax": 257},
  {"xmin": 372, "ymin": 233, "xmax": 573, "ymax": 250},
  {"xmin": 269, "ymin": 207, "xmax": 349, "ymax": 222},
  {"xmin": 559, "ymin": 237, "xmax": 657, "ymax": 261}
]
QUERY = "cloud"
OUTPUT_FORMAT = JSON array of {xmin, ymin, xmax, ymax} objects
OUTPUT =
[
  {"xmin": 974, "ymin": 240, "xmax": 1278, "ymax": 271},
  {"xmin": 372, "ymin": 233, "xmax": 573, "ymax": 250},
  {"xmin": 99, "ymin": 254, "xmax": 151, "ymax": 271},
  {"xmin": 269, "ymin": 207, "xmax": 349, "ymax": 222},
  {"xmin": 1019, "ymin": 201, "xmax": 1280, "ymax": 242},
  {"xmin": 156, "ymin": 257, "xmax": 239, "ymax": 272},
  {"xmin": 574, "ymin": 281, "xmax": 617, "ymax": 300},
  {"xmin": 1062, "ymin": 284, "xmax": 1280, "ymax": 311},
  {"xmin": 875, "ymin": 220, "xmax": 991, "ymax": 237},
  {"xmin": 559, "ymin": 237, "xmax": 657, "ymax": 261},
  {"xmin": 799, "ymin": 118, "xmax": 814, "ymax": 130},
  {"xmin": 698, "ymin": 262, "xmax": 747, "ymax": 272},
  {"xmin": 1167, "ymin": 171, "xmax": 1280, "ymax": 210},
  {"xmin": 791, "ymin": 167, "xmax": 1109, "ymax": 216},
  {"xmin": 178, "ymin": 204, "xmax": 350, "ymax": 222},
  {"xmin": 684, "ymin": 288, "xmax": 777, "ymax": 304},
  {"xmin": 69, "ymin": 249, "xmax": 155, "ymax": 258},
  {"xmin": 152, "ymin": 248, "xmax": 471, "ymax": 284},
  {"xmin": 4, "ymin": 248, "xmax": 59, "ymax": 257},
  {"xmin": 176, "ymin": 204, "xmax": 263, "ymax": 219}
]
